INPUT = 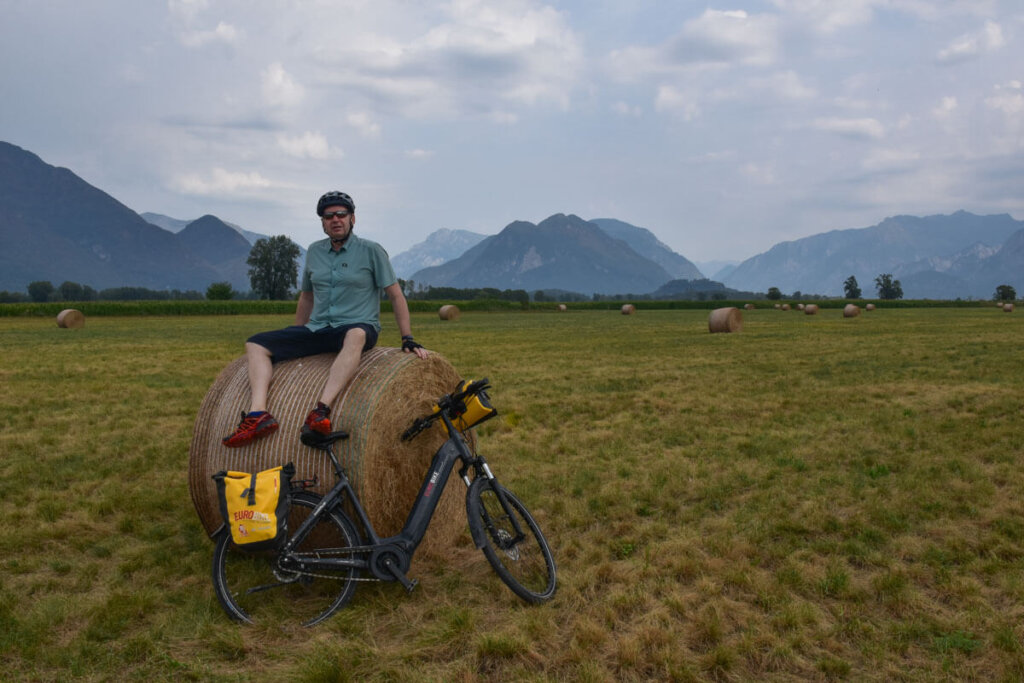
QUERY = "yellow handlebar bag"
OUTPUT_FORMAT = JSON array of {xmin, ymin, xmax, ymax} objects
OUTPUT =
[{"xmin": 213, "ymin": 463, "xmax": 295, "ymax": 551}]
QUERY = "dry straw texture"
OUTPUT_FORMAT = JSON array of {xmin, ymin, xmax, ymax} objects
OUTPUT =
[
  {"xmin": 781, "ymin": 303, "xmax": 791, "ymax": 311},
  {"xmin": 56, "ymin": 309, "xmax": 85, "ymax": 328},
  {"xmin": 844, "ymin": 304, "xmax": 861, "ymax": 318},
  {"xmin": 708, "ymin": 307, "xmax": 743, "ymax": 334},
  {"xmin": 621, "ymin": 304, "xmax": 636, "ymax": 315},
  {"xmin": 804, "ymin": 304, "xmax": 819, "ymax": 315},
  {"xmin": 438, "ymin": 304, "xmax": 461, "ymax": 320},
  {"xmin": 1004, "ymin": 303, "xmax": 1015, "ymax": 312},
  {"xmin": 188, "ymin": 347, "xmax": 466, "ymax": 560}
]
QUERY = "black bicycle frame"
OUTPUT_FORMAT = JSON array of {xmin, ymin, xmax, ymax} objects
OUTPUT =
[{"xmin": 283, "ymin": 407, "xmax": 525, "ymax": 576}]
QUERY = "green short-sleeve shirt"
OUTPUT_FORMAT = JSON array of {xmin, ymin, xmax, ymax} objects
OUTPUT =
[{"xmin": 300, "ymin": 234, "xmax": 397, "ymax": 332}]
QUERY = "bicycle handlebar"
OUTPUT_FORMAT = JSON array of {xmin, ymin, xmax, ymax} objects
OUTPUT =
[{"xmin": 400, "ymin": 377, "xmax": 491, "ymax": 441}]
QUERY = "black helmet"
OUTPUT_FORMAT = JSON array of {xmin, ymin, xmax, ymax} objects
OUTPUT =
[{"xmin": 316, "ymin": 191, "xmax": 355, "ymax": 216}]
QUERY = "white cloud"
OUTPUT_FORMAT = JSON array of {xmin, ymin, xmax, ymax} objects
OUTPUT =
[
  {"xmin": 741, "ymin": 162, "xmax": 777, "ymax": 184},
  {"xmin": 812, "ymin": 117, "xmax": 885, "ymax": 139},
  {"xmin": 179, "ymin": 21, "xmax": 240, "ymax": 48},
  {"xmin": 612, "ymin": 101, "xmax": 643, "ymax": 117},
  {"xmin": 172, "ymin": 168, "xmax": 280, "ymax": 196},
  {"xmin": 404, "ymin": 149, "xmax": 434, "ymax": 159},
  {"xmin": 346, "ymin": 112, "xmax": 382, "ymax": 138},
  {"xmin": 654, "ymin": 86, "xmax": 701, "ymax": 120},
  {"xmin": 936, "ymin": 20, "xmax": 1005, "ymax": 64},
  {"xmin": 262, "ymin": 63, "xmax": 304, "ymax": 108},
  {"xmin": 770, "ymin": 0, "xmax": 877, "ymax": 33},
  {"xmin": 862, "ymin": 148, "xmax": 921, "ymax": 171},
  {"xmin": 985, "ymin": 81, "xmax": 1024, "ymax": 115},
  {"xmin": 932, "ymin": 96, "xmax": 958, "ymax": 120},
  {"xmin": 276, "ymin": 132, "xmax": 338, "ymax": 160}
]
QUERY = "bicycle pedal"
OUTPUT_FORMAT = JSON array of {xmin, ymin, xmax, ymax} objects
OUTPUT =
[{"xmin": 383, "ymin": 558, "xmax": 418, "ymax": 593}]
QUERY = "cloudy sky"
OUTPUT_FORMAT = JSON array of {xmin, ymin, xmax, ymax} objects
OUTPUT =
[{"xmin": 2, "ymin": 1, "xmax": 1022, "ymax": 267}]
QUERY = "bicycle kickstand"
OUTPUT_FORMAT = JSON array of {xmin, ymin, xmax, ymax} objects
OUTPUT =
[{"xmin": 382, "ymin": 558, "xmax": 419, "ymax": 593}]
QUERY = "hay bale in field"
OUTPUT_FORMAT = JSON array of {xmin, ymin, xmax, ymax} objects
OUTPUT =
[
  {"xmin": 621, "ymin": 304, "xmax": 636, "ymax": 315},
  {"xmin": 438, "ymin": 304, "xmax": 460, "ymax": 321},
  {"xmin": 557, "ymin": 304, "xmax": 567, "ymax": 312},
  {"xmin": 797, "ymin": 303, "xmax": 805, "ymax": 310},
  {"xmin": 843, "ymin": 304, "xmax": 860, "ymax": 318},
  {"xmin": 865, "ymin": 303, "xmax": 876, "ymax": 311},
  {"xmin": 56, "ymin": 309, "xmax": 85, "ymax": 329},
  {"xmin": 708, "ymin": 307, "xmax": 742, "ymax": 334},
  {"xmin": 804, "ymin": 304, "xmax": 819, "ymax": 315},
  {"xmin": 1004, "ymin": 303, "xmax": 1015, "ymax": 312},
  {"xmin": 774, "ymin": 303, "xmax": 781, "ymax": 309},
  {"xmin": 781, "ymin": 303, "xmax": 791, "ymax": 311},
  {"xmin": 744, "ymin": 303, "xmax": 755, "ymax": 310},
  {"xmin": 188, "ymin": 348, "xmax": 467, "ymax": 561}
]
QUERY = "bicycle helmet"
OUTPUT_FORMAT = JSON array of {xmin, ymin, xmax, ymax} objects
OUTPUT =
[{"xmin": 316, "ymin": 191, "xmax": 355, "ymax": 216}]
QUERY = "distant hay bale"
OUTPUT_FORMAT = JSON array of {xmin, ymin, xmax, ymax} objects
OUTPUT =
[
  {"xmin": 1004, "ymin": 303, "xmax": 1015, "ymax": 312},
  {"xmin": 843, "ymin": 304, "xmax": 860, "ymax": 318},
  {"xmin": 557, "ymin": 304, "xmax": 567, "ymax": 312},
  {"xmin": 708, "ymin": 307, "xmax": 743, "ymax": 334},
  {"xmin": 743, "ymin": 303, "xmax": 755, "ymax": 310},
  {"xmin": 774, "ymin": 303, "xmax": 781, "ymax": 309},
  {"xmin": 797, "ymin": 303, "xmax": 805, "ymax": 310},
  {"xmin": 438, "ymin": 304, "xmax": 461, "ymax": 321},
  {"xmin": 56, "ymin": 309, "xmax": 85, "ymax": 329},
  {"xmin": 865, "ymin": 303, "xmax": 876, "ymax": 311},
  {"xmin": 804, "ymin": 304, "xmax": 819, "ymax": 315},
  {"xmin": 621, "ymin": 304, "xmax": 636, "ymax": 315},
  {"xmin": 781, "ymin": 303, "xmax": 791, "ymax": 311},
  {"xmin": 188, "ymin": 348, "xmax": 467, "ymax": 563}
]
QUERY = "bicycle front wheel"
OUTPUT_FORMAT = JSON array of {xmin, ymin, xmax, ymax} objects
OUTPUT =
[
  {"xmin": 211, "ymin": 492, "xmax": 361, "ymax": 627},
  {"xmin": 466, "ymin": 477, "xmax": 557, "ymax": 603}
]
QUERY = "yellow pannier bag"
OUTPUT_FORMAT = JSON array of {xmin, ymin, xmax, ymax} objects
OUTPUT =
[
  {"xmin": 435, "ymin": 379, "xmax": 498, "ymax": 435},
  {"xmin": 213, "ymin": 463, "xmax": 295, "ymax": 551}
]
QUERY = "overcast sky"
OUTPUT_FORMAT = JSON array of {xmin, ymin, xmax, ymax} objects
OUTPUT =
[{"xmin": 2, "ymin": 1, "xmax": 1022, "ymax": 266}]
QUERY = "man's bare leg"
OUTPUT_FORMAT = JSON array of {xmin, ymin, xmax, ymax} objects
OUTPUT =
[
  {"xmin": 245, "ymin": 341, "xmax": 274, "ymax": 412},
  {"xmin": 318, "ymin": 328, "xmax": 366, "ymax": 406}
]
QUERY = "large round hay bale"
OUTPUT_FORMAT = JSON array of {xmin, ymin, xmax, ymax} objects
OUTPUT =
[
  {"xmin": 843, "ymin": 304, "xmax": 860, "ymax": 318},
  {"xmin": 621, "ymin": 304, "xmax": 636, "ymax": 315},
  {"xmin": 781, "ymin": 303, "xmax": 791, "ymax": 311},
  {"xmin": 708, "ymin": 307, "xmax": 742, "ymax": 334},
  {"xmin": 56, "ymin": 309, "xmax": 85, "ymax": 329},
  {"xmin": 1004, "ymin": 303, "xmax": 1015, "ymax": 312},
  {"xmin": 797, "ymin": 303, "xmax": 805, "ymax": 310},
  {"xmin": 743, "ymin": 303, "xmax": 755, "ymax": 311},
  {"xmin": 804, "ymin": 304, "xmax": 819, "ymax": 315},
  {"xmin": 188, "ymin": 348, "xmax": 467, "ymax": 562},
  {"xmin": 438, "ymin": 304, "xmax": 460, "ymax": 321},
  {"xmin": 865, "ymin": 303, "xmax": 876, "ymax": 311}
]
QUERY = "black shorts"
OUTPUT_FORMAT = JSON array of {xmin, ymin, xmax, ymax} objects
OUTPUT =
[{"xmin": 247, "ymin": 323, "xmax": 378, "ymax": 363}]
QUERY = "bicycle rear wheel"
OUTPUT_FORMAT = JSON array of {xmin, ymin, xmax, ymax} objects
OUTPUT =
[
  {"xmin": 466, "ymin": 477, "xmax": 556, "ymax": 603},
  {"xmin": 211, "ymin": 492, "xmax": 361, "ymax": 627}
]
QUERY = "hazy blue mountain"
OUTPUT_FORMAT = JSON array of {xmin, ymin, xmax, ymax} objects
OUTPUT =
[
  {"xmin": 391, "ymin": 228, "xmax": 488, "ymax": 279},
  {"xmin": 411, "ymin": 213, "xmax": 673, "ymax": 295},
  {"xmin": 176, "ymin": 215, "xmax": 255, "ymax": 291},
  {"xmin": 143, "ymin": 211, "xmax": 268, "ymax": 245},
  {"xmin": 0, "ymin": 141, "xmax": 221, "ymax": 292},
  {"xmin": 588, "ymin": 218, "xmax": 704, "ymax": 280},
  {"xmin": 722, "ymin": 211, "xmax": 1024, "ymax": 298}
]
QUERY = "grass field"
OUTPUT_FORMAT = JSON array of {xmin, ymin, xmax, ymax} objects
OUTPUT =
[{"xmin": 2, "ymin": 306, "xmax": 1023, "ymax": 681}]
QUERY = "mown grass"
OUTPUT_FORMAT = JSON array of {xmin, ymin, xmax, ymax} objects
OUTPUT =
[{"xmin": 2, "ymin": 307, "xmax": 1023, "ymax": 681}]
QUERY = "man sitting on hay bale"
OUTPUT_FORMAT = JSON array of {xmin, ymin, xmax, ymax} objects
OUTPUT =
[{"xmin": 223, "ymin": 191, "xmax": 429, "ymax": 447}]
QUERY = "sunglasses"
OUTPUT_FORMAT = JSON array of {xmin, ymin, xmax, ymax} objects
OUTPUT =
[{"xmin": 322, "ymin": 210, "xmax": 351, "ymax": 219}]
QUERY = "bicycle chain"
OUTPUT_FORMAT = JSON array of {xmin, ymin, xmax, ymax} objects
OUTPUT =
[{"xmin": 279, "ymin": 549, "xmax": 382, "ymax": 583}]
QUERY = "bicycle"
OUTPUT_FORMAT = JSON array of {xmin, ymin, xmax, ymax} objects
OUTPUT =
[{"xmin": 211, "ymin": 378, "xmax": 557, "ymax": 626}]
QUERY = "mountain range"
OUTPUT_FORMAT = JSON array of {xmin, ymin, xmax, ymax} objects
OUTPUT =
[{"xmin": 2, "ymin": 139, "xmax": 1021, "ymax": 299}]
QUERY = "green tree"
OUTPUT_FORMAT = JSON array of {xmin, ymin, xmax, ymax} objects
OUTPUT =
[
  {"xmin": 27, "ymin": 280, "xmax": 55, "ymax": 302},
  {"xmin": 247, "ymin": 235, "xmax": 300, "ymax": 300},
  {"xmin": 843, "ymin": 276, "xmax": 862, "ymax": 299},
  {"xmin": 874, "ymin": 274, "xmax": 903, "ymax": 300},
  {"xmin": 766, "ymin": 287, "xmax": 782, "ymax": 300},
  {"xmin": 206, "ymin": 282, "xmax": 235, "ymax": 300},
  {"xmin": 995, "ymin": 284, "xmax": 1017, "ymax": 301},
  {"xmin": 58, "ymin": 280, "xmax": 85, "ymax": 301}
]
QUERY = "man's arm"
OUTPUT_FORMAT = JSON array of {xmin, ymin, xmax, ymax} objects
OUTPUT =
[
  {"xmin": 384, "ymin": 282, "xmax": 428, "ymax": 358},
  {"xmin": 295, "ymin": 290, "xmax": 314, "ymax": 326}
]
